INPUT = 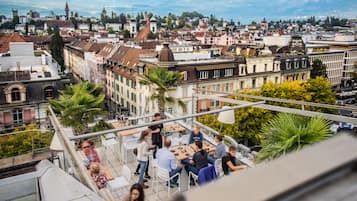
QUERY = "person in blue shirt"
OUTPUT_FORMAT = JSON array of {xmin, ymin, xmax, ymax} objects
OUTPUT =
[
  {"xmin": 156, "ymin": 139, "xmax": 183, "ymax": 186},
  {"xmin": 189, "ymin": 126, "xmax": 203, "ymax": 144},
  {"xmin": 208, "ymin": 135, "xmax": 226, "ymax": 164}
]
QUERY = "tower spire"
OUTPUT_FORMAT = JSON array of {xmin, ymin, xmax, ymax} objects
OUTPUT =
[{"xmin": 65, "ymin": 1, "xmax": 70, "ymax": 20}]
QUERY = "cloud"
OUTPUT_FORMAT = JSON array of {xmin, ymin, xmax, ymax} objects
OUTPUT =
[{"xmin": 0, "ymin": 0, "xmax": 356, "ymax": 23}]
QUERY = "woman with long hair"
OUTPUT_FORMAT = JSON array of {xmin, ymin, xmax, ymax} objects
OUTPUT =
[
  {"xmin": 122, "ymin": 183, "xmax": 145, "ymax": 201},
  {"xmin": 136, "ymin": 129, "xmax": 152, "ymax": 188}
]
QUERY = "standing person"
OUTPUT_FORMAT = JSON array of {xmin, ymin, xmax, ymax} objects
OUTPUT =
[
  {"xmin": 222, "ymin": 146, "xmax": 247, "ymax": 175},
  {"xmin": 136, "ymin": 129, "xmax": 152, "ymax": 188},
  {"xmin": 156, "ymin": 139, "xmax": 183, "ymax": 187},
  {"xmin": 122, "ymin": 183, "xmax": 145, "ymax": 201},
  {"xmin": 189, "ymin": 126, "xmax": 203, "ymax": 144},
  {"xmin": 208, "ymin": 135, "xmax": 226, "ymax": 164},
  {"xmin": 149, "ymin": 113, "xmax": 163, "ymax": 159}
]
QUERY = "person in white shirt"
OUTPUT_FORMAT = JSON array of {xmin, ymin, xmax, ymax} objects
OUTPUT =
[
  {"xmin": 156, "ymin": 139, "xmax": 182, "ymax": 186},
  {"xmin": 137, "ymin": 129, "xmax": 152, "ymax": 188}
]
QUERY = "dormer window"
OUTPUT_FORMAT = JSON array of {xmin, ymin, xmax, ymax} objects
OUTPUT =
[
  {"xmin": 5, "ymin": 84, "xmax": 26, "ymax": 103},
  {"xmin": 11, "ymin": 88, "xmax": 21, "ymax": 102},
  {"xmin": 44, "ymin": 86, "xmax": 54, "ymax": 99}
]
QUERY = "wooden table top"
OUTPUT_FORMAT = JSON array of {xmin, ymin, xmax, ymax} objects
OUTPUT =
[
  {"xmin": 170, "ymin": 141, "xmax": 216, "ymax": 160},
  {"xmin": 170, "ymin": 145, "xmax": 195, "ymax": 161},
  {"xmin": 164, "ymin": 123, "xmax": 186, "ymax": 133},
  {"xmin": 116, "ymin": 128, "xmax": 139, "ymax": 137}
]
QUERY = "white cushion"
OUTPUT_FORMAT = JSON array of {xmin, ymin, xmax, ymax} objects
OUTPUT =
[{"xmin": 107, "ymin": 177, "xmax": 130, "ymax": 189}]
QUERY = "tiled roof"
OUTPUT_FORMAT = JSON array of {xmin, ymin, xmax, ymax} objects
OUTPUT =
[
  {"xmin": 0, "ymin": 33, "xmax": 28, "ymax": 53},
  {"xmin": 97, "ymin": 43, "xmax": 116, "ymax": 58},
  {"xmin": 111, "ymin": 46, "xmax": 154, "ymax": 68}
]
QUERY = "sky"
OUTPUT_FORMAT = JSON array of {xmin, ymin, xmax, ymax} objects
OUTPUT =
[{"xmin": 0, "ymin": 0, "xmax": 356, "ymax": 23}]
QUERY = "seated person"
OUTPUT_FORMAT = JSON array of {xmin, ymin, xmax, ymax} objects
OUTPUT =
[
  {"xmin": 208, "ymin": 135, "xmax": 226, "ymax": 164},
  {"xmin": 156, "ymin": 139, "xmax": 183, "ymax": 187},
  {"xmin": 81, "ymin": 140, "xmax": 101, "ymax": 168},
  {"xmin": 89, "ymin": 162, "xmax": 108, "ymax": 189},
  {"xmin": 189, "ymin": 126, "xmax": 203, "ymax": 144},
  {"xmin": 184, "ymin": 141, "xmax": 208, "ymax": 184},
  {"xmin": 222, "ymin": 146, "xmax": 247, "ymax": 175}
]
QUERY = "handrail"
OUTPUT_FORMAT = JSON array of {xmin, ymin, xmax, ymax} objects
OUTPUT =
[
  {"xmin": 47, "ymin": 106, "xmax": 101, "ymax": 196},
  {"xmin": 194, "ymin": 88, "xmax": 357, "ymax": 112},
  {"xmin": 68, "ymin": 101, "xmax": 265, "ymax": 141}
]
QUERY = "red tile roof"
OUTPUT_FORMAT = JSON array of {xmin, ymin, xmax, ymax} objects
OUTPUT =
[
  {"xmin": 111, "ymin": 46, "xmax": 154, "ymax": 68},
  {"xmin": 0, "ymin": 33, "xmax": 28, "ymax": 53}
]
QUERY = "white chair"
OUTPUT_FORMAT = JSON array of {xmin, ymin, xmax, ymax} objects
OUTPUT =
[
  {"xmin": 150, "ymin": 155, "xmax": 159, "ymax": 188},
  {"xmin": 121, "ymin": 138, "xmax": 138, "ymax": 164},
  {"xmin": 107, "ymin": 165, "xmax": 131, "ymax": 199},
  {"xmin": 188, "ymin": 171, "xmax": 199, "ymax": 190},
  {"xmin": 154, "ymin": 166, "xmax": 180, "ymax": 197},
  {"xmin": 214, "ymin": 158, "xmax": 223, "ymax": 177}
]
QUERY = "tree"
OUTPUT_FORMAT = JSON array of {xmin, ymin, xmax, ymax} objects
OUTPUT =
[
  {"xmin": 257, "ymin": 113, "xmax": 332, "ymax": 162},
  {"xmin": 25, "ymin": 22, "xmax": 29, "ymax": 35},
  {"xmin": 92, "ymin": 120, "xmax": 113, "ymax": 132},
  {"xmin": 123, "ymin": 30, "xmax": 131, "ymax": 38},
  {"xmin": 260, "ymin": 77, "xmax": 335, "ymax": 113},
  {"xmin": 198, "ymin": 107, "xmax": 274, "ymax": 146},
  {"xmin": 139, "ymin": 68, "xmax": 186, "ymax": 116},
  {"xmin": 49, "ymin": 82, "xmax": 105, "ymax": 135},
  {"xmin": 119, "ymin": 13, "xmax": 127, "ymax": 30},
  {"xmin": 147, "ymin": 31, "xmax": 156, "ymax": 39},
  {"xmin": 0, "ymin": 124, "xmax": 53, "ymax": 159},
  {"xmin": 311, "ymin": 59, "xmax": 327, "ymax": 78},
  {"xmin": 49, "ymin": 27, "xmax": 64, "ymax": 71},
  {"xmin": 12, "ymin": 15, "xmax": 19, "ymax": 25}
]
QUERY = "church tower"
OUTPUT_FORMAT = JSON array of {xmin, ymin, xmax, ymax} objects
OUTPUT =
[{"xmin": 65, "ymin": 1, "xmax": 69, "ymax": 20}]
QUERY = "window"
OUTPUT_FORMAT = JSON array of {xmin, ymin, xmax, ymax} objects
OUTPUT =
[
  {"xmin": 44, "ymin": 86, "xmax": 54, "ymax": 99},
  {"xmin": 13, "ymin": 109, "xmax": 23, "ymax": 126},
  {"xmin": 302, "ymin": 59, "xmax": 307, "ymax": 68},
  {"xmin": 182, "ymin": 87, "xmax": 188, "ymax": 97},
  {"xmin": 225, "ymin": 83, "xmax": 229, "ymax": 91},
  {"xmin": 224, "ymin": 69, "xmax": 233, "ymax": 77},
  {"xmin": 215, "ymin": 84, "xmax": 220, "ymax": 92},
  {"xmin": 132, "ymin": 81, "xmax": 136, "ymax": 89},
  {"xmin": 275, "ymin": 77, "xmax": 279, "ymax": 84},
  {"xmin": 263, "ymin": 77, "xmax": 267, "ymax": 84},
  {"xmin": 286, "ymin": 60, "xmax": 291, "ymax": 70},
  {"xmin": 264, "ymin": 64, "xmax": 267, "ymax": 72},
  {"xmin": 199, "ymin": 71, "xmax": 209, "ymax": 79},
  {"xmin": 252, "ymin": 78, "xmax": 256, "ymax": 88},
  {"xmin": 210, "ymin": 100, "xmax": 220, "ymax": 107},
  {"xmin": 240, "ymin": 81, "xmax": 244, "ymax": 89},
  {"xmin": 120, "ymin": 76, "xmax": 123, "ymax": 83},
  {"xmin": 127, "ymin": 90, "xmax": 129, "ymax": 99},
  {"xmin": 213, "ymin": 70, "xmax": 220, "ymax": 78},
  {"xmin": 201, "ymin": 86, "xmax": 206, "ymax": 94},
  {"xmin": 273, "ymin": 63, "xmax": 275, "ymax": 71},
  {"xmin": 302, "ymin": 73, "xmax": 305, "ymax": 80},
  {"xmin": 11, "ymin": 88, "xmax": 21, "ymax": 102},
  {"xmin": 240, "ymin": 67, "xmax": 244, "ymax": 75},
  {"xmin": 253, "ymin": 65, "xmax": 256, "ymax": 73}
]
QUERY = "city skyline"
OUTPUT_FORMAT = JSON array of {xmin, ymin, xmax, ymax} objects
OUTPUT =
[{"xmin": 0, "ymin": 0, "xmax": 356, "ymax": 23}]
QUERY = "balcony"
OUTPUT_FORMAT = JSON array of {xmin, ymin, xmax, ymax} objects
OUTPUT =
[{"xmin": 46, "ymin": 104, "xmax": 258, "ymax": 201}]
